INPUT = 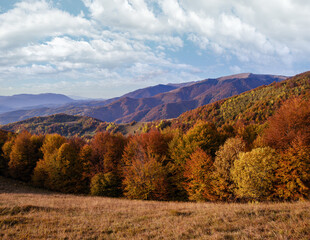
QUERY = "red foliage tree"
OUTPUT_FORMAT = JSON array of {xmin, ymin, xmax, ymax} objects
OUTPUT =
[
  {"xmin": 263, "ymin": 98, "xmax": 310, "ymax": 150},
  {"xmin": 87, "ymin": 132, "xmax": 126, "ymax": 175}
]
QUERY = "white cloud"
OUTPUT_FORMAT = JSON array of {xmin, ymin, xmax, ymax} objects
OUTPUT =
[
  {"xmin": 0, "ymin": 0, "xmax": 94, "ymax": 49},
  {"xmin": 83, "ymin": 0, "xmax": 162, "ymax": 33},
  {"xmin": 0, "ymin": 0, "xmax": 309, "ymax": 97},
  {"xmin": 82, "ymin": 0, "xmax": 306, "ymax": 65}
]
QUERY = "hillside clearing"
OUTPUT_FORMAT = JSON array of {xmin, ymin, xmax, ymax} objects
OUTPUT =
[{"xmin": 0, "ymin": 176, "xmax": 309, "ymax": 239}]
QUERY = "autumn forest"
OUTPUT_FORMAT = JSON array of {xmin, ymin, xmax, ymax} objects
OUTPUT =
[{"xmin": 0, "ymin": 72, "xmax": 309, "ymax": 203}]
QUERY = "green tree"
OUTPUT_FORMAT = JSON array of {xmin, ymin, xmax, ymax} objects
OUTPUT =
[
  {"xmin": 90, "ymin": 172, "xmax": 120, "ymax": 197},
  {"xmin": 0, "ymin": 132, "xmax": 14, "ymax": 176},
  {"xmin": 183, "ymin": 121, "xmax": 223, "ymax": 157},
  {"xmin": 168, "ymin": 122, "xmax": 223, "ymax": 200},
  {"xmin": 33, "ymin": 137, "xmax": 87, "ymax": 193}
]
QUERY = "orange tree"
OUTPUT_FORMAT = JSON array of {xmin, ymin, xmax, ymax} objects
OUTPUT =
[
  {"xmin": 8, "ymin": 131, "xmax": 44, "ymax": 182},
  {"xmin": 122, "ymin": 130, "xmax": 170, "ymax": 200},
  {"xmin": 183, "ymin": 148, "xmax": 215, "ymax": 201},
  {"xmin": 263, "ymin": 97, "xmax": 310, "ymax": 150},
  {"xmin": 275, "ymin": 136, "xmax": 310, "ymax": 200},
  {"xmin": 169, "ymin": 121, "xmax": 223, "ymax": 200}
]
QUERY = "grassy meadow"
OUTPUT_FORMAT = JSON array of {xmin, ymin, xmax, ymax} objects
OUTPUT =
[{"xmin": 0, "ymin": 176, "xmax": 309, "ymax": 239}]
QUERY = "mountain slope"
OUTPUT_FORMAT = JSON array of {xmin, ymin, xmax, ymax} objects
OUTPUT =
[
  {"xmin": 83, "ymin": 73, "xmax": 286, "ymax": 123},
  {"xmin": 0, "ymin": 73, "xmax": 286, "ymax": 124},
  {"xmin": 122, "ymin": 84, "xmax": 178, "ymax": 99},
  {"xmin": 171, "ymin": 71, "xmax": 310, "ymax": 130}
]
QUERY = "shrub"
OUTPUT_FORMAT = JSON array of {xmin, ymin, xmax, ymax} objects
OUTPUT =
[{"xmin": 90, "ymin": 172, "xmax": 120, "ymax": 197}]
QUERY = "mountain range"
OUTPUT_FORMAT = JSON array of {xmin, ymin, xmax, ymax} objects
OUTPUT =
[
  {"xmin": 2, "ymin": 71, "xmax": 309, "ymax": 137},
  {"xmin": 0, "ymin": 73, "xmax": 286, "ymax": 125}
]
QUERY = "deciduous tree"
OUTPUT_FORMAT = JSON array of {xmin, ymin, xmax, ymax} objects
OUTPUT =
[
  {"xmin": 232, "ymin": 147, "xmax": 278, "ymax": 201},
  {"xmin": 212, "ymin": 137, "xmax": 246, "ymax": 201},
  {"xmin": 263, "ymin": 98, "xmax": 310, "ymax": 150},
  {"xmin": 275, "ymin": 137, "xmax": 310, "ymax": 200},
  {"xmin": 8, "ymin": 131, "xmax": 44, "ymax": 181},
  {"xmin": 183, "ymin": 148, "xmax": 215, "ymax": 201}
]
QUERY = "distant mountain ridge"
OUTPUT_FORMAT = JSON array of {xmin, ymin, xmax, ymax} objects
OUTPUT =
[
  {"xmin": 0, "ymin": 73, "xmax": 287, "ymax": 124},
  {"xmin": 0, "ymin": 93, "xmax": 75, "ymax": 114},
  {"xmin": 79, "ymin": 73, "xmax": 287, "ymax": 123},
  {"xmin": 0, "ymin": 83, "xmax": 188, "ymax": 124}
]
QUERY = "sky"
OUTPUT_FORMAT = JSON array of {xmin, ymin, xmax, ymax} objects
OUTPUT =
[{"xmin": 0, "ymin": 0, "xmax": 309, "ymax": 98}]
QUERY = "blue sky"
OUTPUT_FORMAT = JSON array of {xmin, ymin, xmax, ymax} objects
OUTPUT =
[{"xmin": 0, "ymin": 0, "xmax": 309, "ymax": 98}]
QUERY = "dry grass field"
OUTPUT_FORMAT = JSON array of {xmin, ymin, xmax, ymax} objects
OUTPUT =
[{"xmin": 0, "ymin": 176, "xmax": 309, "ymax": 240}]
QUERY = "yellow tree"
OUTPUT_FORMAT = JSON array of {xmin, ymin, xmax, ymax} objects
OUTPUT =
[
  {"xmin": 169, "ymin": 122, "xmax": 223, "ymax": 200},
  {"xmin": 212, "ymin": 137, "xmax": 246, "ymax": 201},
  {"xmin": 32, "ymin": 134, "xmax": 66, "ymax": 188},
  {"xmin": 232, "ymin": 147, "xmax": 278, "ymax": 201}
]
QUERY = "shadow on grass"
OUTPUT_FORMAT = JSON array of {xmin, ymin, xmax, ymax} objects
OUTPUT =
[{"xmin": 0, "ymin": 175, "xmax": 55, "ymax": 195}]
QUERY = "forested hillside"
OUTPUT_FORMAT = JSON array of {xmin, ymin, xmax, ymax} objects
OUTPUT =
[
  {"xmin": 1, "ymin": 114, "xmax": 103, "ymax": 138},
  {"xmin": 171, "ymin": 71, "xmax": 310, "ymax": 130},
  {"xmin": 0, "ymin": 72, "xmax": 309, "ymax": 203}
]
